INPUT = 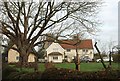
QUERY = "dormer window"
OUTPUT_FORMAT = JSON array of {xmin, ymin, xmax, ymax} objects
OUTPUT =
[
  {"xmin": 86, "ymin": 50, "xmax": 88, "ymax": 52},
  {"xmin": 83, "ymin": 49, "xmax": 88, "ymax": 52},
  {"xmin": 66, "ymin": 49, "xmax": 71, "ymax": 52},
  {"xmin": 90, "ymin": 51, "xmax": 92, "ymax": 54},
  {"xmin": 83, "ymin": 49, "xmax": 85, "ymax": 52}
]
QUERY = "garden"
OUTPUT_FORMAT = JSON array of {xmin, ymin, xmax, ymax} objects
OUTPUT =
[
  {"xmin": 2, "ymin": 62, "xmax": 120, "ymax": 80},
  {"xmin": 8, "ymin": 62, "xmax": 119, "ymax": 72}
]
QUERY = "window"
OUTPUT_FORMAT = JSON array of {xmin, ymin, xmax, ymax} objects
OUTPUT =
[
  {"xmin": 66, "ymin": 49, "xmax": 71, "ymax": 52},
  {"xmin": 65, "ymin": 56, "xmax": 67, "ymax": 58},
  {"xmin": 86, "ymin": 50, "xmax": 88, "ymax": 52},
  {"xmin": 83, "ymin": 49, "xmax": 85, "ymax": 52},
  {"xmin": 83, "ymin": 49, "xmax": 88, "ymax": 52},
  {"xmin": 90, "ymin": 52, "xmax": 92, "ymax": 54},
  {"xmin": 53, "ymin": 56, "xmax": 58, "ymax": 60},
  {"xmin": 16, "ymin": 56, "xmax": 19, "ymax": 60}
]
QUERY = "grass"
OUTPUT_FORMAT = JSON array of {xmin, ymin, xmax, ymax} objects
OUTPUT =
[
  {"xmin": 9, "ymin": 62, "xmax": 119, "ymax": 72},
  {"xmin": 38, "ymin": 63, "xmax": 45, "ymax": 72},
  {"xmin": 55, "ymin": 62, "xmax": 119, "ymax": 72}
]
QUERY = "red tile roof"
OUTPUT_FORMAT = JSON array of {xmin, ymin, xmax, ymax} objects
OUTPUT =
[{"xmin": 60, "ymin": 39, "xmax": 93, "ymax": 49}]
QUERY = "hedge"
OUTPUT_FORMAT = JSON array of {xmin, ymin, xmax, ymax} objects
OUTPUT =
[{"xmin": 2, "ymin": 64, "xmax": 120, "ymax": 80}]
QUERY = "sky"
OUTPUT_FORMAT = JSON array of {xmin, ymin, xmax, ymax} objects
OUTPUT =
[
  {"xmin": 90, "ymin": 0, "xmax": 119, "ymax": 52},
  {"xmin": 1, "ymin": 0, "xmax": 119, "ymax": 53}
]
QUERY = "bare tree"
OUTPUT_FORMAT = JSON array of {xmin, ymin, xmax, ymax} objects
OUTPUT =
[
  {"xmin": 94, "ymin": 42, "xmax": 107, "ymax": 70},
  {"xmin": 0, "ymin": 0, "xmax": 101, "ymax": 69},
  {"xmin": 73, "ymin": 34, "xmax": 81, "ymax": 71},
  {"xmin": 107, "ymin": 40, "xmax": 116, "ymax": 69}
]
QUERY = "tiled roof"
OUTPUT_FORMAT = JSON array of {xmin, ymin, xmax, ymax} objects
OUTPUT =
[{"xmin": 60, "ymin": 39, "xmax": 93, "ymax": 49}]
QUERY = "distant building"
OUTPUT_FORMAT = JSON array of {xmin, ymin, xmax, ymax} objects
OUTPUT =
[
  {"xmin": 45, "ymin": 42, "xmax": 65, "ymax": 63},
  {"xmin": 45, "ymin": 39, "xmax": 94, "ymax": 63},
  {"xmin": 8, "ymin": 45, "xmax": 36, "ymax": 63},
  {"xmin": 7, "ymin": 37, "xmax": 94, "ymax": 63}
]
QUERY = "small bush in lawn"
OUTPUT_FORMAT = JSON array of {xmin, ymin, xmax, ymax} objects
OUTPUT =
[
  {"xmin": 44, "ymin": 62, "xmax": 55, "ymax": 69},
  {"xmin": 2, "ymin": 63, "xmax": 19, "ymax": 79}
]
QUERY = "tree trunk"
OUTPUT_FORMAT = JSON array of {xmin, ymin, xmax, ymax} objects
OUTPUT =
[
  {"xmin": 108, "ymin": 51, "xmax": 112, "ymax": 69},
  {"xmin": 20, "ymin": 49, "xmax": 29, "ymax": 67},
  {"xmin": 22, "ymin": 54, "xmax": 29, "ymax": 67},
  {"xmin": 19, "ymin": 55, "xmax": 23, "ymax": 71},
  {"xmin": 75, "ymin": 46, "xmax": 80, "ymax": 71},
  {"xmin": 34, "ymin": 56, "xmax": 38, "ymax": 72},
  {"xmin": 94, "ymin": 42, "xmax": 107, "ymax": 70},
  {"xmin": 75, "ymin": 34, "xmax": 80, "ymax": 71}
]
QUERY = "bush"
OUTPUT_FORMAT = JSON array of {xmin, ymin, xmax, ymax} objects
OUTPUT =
[
  {"xmin": 2, "ymin": 63, "xmax": 19, "ymax": 79},
  {"xmin": 112, "ymin": 54, "xmax": 120, "ymax": 62},
  {"xmin": 3, "ymin": 63, "xmax": 120, "ymax": 80},
  {"xmin": 3, "ymin": 63, "xmax": 42, "ymax": 80},
  {"xmin": 6, "ymin": 72, "xmax": 25, "ymax": 79},
  {"xmin": 19, "ymin": 72, "xmax": 42, "ymax": 79},
  {"xmin": 44, "ymin": 62, "xmax": 55, "ymax": 69},
  {"xmin": 41, "ymin": 68, "xmax": 120, "ymax": 80},
  {"xmin": 15, "ymin": 62, "xmax": 37, "ymax": 68},
  {"xmin": 6, "ymin": 71, "xmax": 42, "ymax": 79}
]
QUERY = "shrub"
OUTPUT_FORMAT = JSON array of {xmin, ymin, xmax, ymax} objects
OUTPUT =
[
  {"xmin": 62, "ymin": 59, "xmax": 68, "ymax": 63},
  {"xmin": 15, "ymin": 62, "xmax": 35, "ymax": 68},
  {"xmin": 44, "ymin": 62, "xmax": 55, "ymax": 69},
  {"xmin": 6, "ymin": 71, "xmax": 42, "ymax": 79},
  {"xmin": 6, "ymin": 72, "xmax": 25, "ymax": 79},
  {"xmin": 41, "ymin": 68, "xmax": 120, "ymax": 80},
  {"xmin": 2, "ymin": 63, "xmax": 19, "ymax": 79},
  {"xmin": 19, "ymin": 72, "xmax": 42, "ymax": 79},
  {"xmin": 112, "ymin": 54, "xmax": 120, "ymax": 62},
  {"xmin": 3, "ymin": 63, "xmax": 120, "ymax": 80}
]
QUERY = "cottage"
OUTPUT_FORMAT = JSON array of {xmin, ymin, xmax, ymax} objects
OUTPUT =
[
  {"xmin": 45, "ymin": 42, "xmax": 65, "ymax": 63},
  {"xmin": 8, "ymin": 45, "xmax": 36, "ymax": 63},
  {"xmin": 8, "ymin": 39, "xmax": 94, "ymax": 63},
  {"xmin": 45, "ymin": 39, "xmax": 94, "ymax": 63},
  {"xmin": 60, "ymin": 39, "xmax": 94, "ymax": 62}
]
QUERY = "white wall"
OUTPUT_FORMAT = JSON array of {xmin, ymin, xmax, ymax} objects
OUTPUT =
[
  {"xmin": 8, "ymin": 45, "xmax": 36, "ymax": 63},
  {"xmin": 80, "ymin": 49, "xmax": 94, "ymax": 59},
  {"xmin": 28, "ymin": 53, "xmax": 36, "ymax": 62},
  {"xmin": 46, "ymin": 42, "xmax": 65, "ymax": 57},
  {"xmin": 65, "ymin": 49, "xmax": 94, "ymax": 60},
  {"xmin": 46, "ymin": 42, "xmax": 65, "ymax": 63},
  {"xmin": 48, "ymin": 55, "xmax": 62, "ymax": 63},
  {"xmin": 8, "ymin": 49, "xmax": 19, "ymax": 63},
  {"xmin": 46, "ymin": 42, "xmax": 94, "ymax": 62}
]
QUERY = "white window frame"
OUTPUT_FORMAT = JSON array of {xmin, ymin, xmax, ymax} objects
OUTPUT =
[{"xmin": 53, "ymin": 56, "xmax": 58, "ymax": 60}]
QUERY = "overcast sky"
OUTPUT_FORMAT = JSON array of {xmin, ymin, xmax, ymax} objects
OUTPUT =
[
  {"xmin": 90, "ymin": 0, "xmax": 119, "ymax": 52},
  {"xmin": 1, "ymin": 0, "xmax": 119, "ymax": 52}
]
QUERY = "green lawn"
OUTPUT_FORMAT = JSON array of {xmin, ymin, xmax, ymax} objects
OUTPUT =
[
  {"xmin": 55, "ymin": 62, "xmax": 119, "ymax": 72},
  {"xmin": 10, "ymin": 62, "xmax": 119, "ymax": 72}
]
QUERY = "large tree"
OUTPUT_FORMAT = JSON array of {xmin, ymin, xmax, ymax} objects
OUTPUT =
[{"xmin": 0, "ymin": 0, "xmax": 101, "ymax": 67}]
